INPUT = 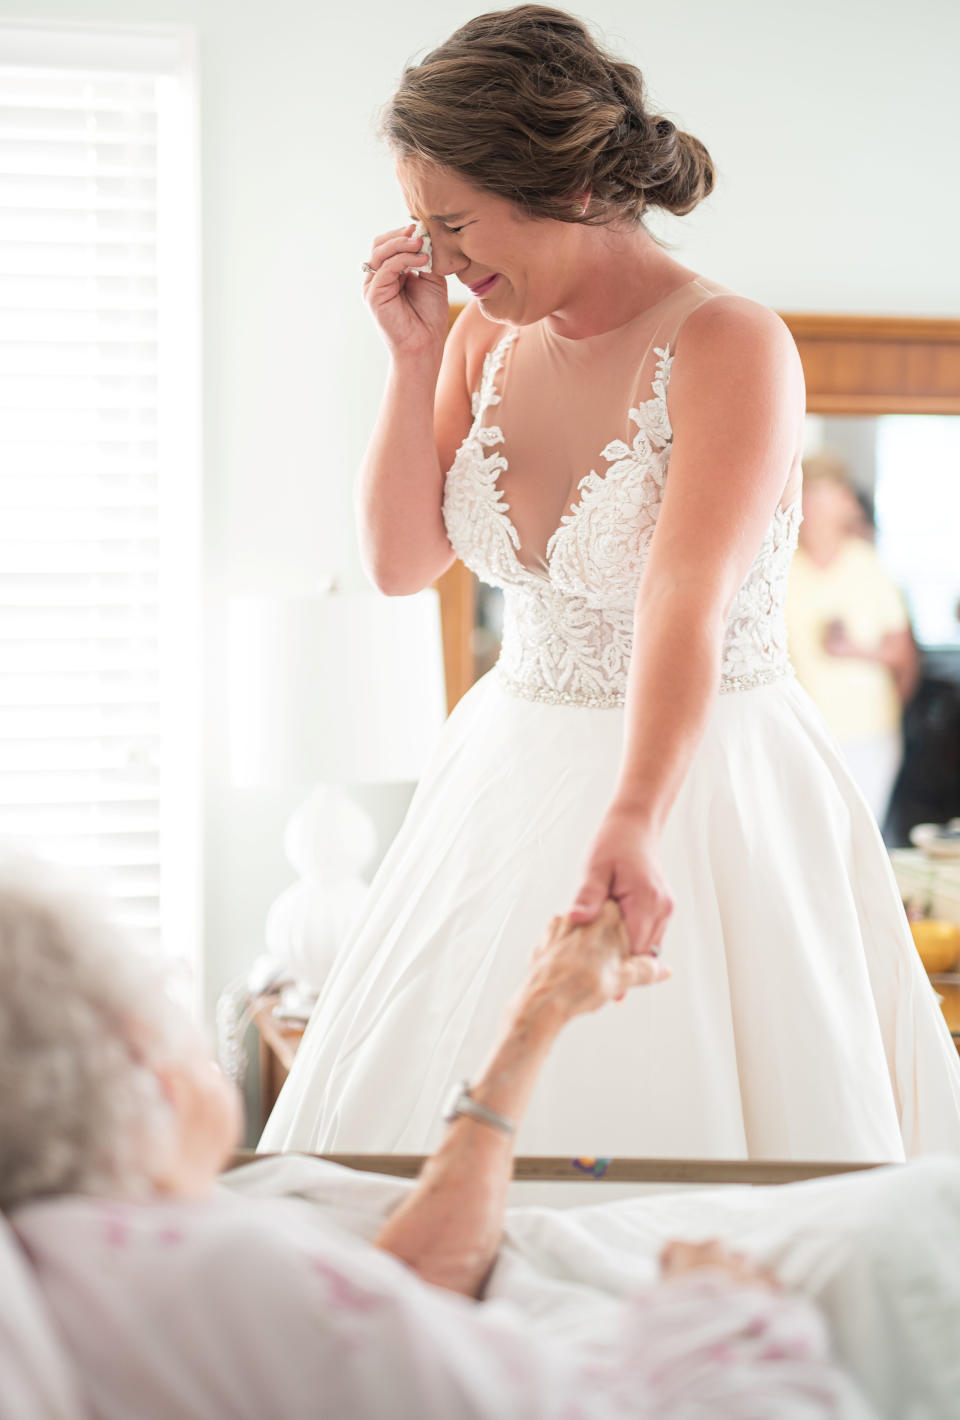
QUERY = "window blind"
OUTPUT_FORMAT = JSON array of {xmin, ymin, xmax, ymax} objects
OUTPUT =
[{"xmin": 0, "ymin": 29, "xmax": 200, "ymax": 970}]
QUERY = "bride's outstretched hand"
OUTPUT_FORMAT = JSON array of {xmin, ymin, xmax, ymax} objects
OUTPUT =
[
  {"xmin": 568, "ymin": 803, "xmax": 674, "ymax": 957},
  {"xmin": 361, "ymin": 223, "xmax": 449, "ymax": 360}
]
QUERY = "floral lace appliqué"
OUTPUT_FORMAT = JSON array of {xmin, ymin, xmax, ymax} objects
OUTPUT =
[{"xmin": 442, "ymin": 335, "xmax": 797, "ymax": 708}]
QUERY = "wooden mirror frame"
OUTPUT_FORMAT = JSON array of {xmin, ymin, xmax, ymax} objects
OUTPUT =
[{"xmin": 435, "ymin": 312, "xmax": 960, "ymax": 713}]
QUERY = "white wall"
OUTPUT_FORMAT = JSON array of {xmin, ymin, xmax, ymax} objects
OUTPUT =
[{"xmin": 7, "ymin": 0, "xmax": 959, "ymax": 1021}]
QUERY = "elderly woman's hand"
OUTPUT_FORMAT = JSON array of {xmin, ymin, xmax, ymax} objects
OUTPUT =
[
  {"xmin": 660, "ymin": 1239, "xmax": 780, "ymax": 1292},
  {"xmin": 567, "ymin": 803, "xmax": 674, "ymax": 957},
  {"xmin": 523, "ymin": 900, "xmax": 671, "ymax": 1022},
  {"xmin": 362, "ymin": 223, "xmax": 449, "ymax": 359}
]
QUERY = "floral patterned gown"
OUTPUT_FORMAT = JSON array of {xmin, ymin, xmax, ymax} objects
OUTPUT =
[{"xmin": 262, "ymin": 279, "xmax": 960, "ymax": 1161}]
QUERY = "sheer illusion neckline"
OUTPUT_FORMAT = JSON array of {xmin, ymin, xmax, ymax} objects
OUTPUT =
[
  {"xmin": 478, "ymin": 305, "xmax": 799, "ymax": 578},
  {"xmin": 542, "ymin": 275, "xmax": 706, "ymax": 347},
  {"xmin": 481, "ymin": 329, "xmax": 673, "ymax": 576}
]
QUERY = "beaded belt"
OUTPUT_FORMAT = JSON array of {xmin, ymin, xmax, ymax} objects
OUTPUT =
[{"xmin": 496, "ymin": 662, "xmax": 793, "ymax": 709}]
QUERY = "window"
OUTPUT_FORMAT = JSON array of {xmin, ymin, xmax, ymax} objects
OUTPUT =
[
  {"xmin": 0, "ymin": 24, "xmax": 201, "ymax": 985},
  {"xmin": 874, "ymin": 416, "xmax": 960, "ymax": 650}
]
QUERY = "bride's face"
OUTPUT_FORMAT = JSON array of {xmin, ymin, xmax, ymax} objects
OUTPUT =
[{"xmin": 396, "ymin": 158, "xmax": 588, "ymax": 327}]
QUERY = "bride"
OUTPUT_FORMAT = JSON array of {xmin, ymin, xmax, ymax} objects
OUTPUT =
[{"xmin": 261, "ymin": 3, "xmax": 960, "ymax": 1160}]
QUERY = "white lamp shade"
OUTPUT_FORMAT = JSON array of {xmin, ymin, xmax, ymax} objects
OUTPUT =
[
  {"xmin": 228, "ymin": 589, "xmax": 447, "ymax": 787},
  {"xmin": 283, "ymin": 784, "xmax": 377, "ymax": 882}
]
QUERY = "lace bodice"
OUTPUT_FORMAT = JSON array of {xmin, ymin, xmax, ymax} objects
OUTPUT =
[{"xmin": 442, "ymin": 299, "xmax": 800, "ymax": 709}]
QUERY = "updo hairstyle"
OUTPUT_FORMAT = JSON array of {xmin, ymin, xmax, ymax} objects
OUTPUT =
[{"xmin": 382, "ymin": 3, "xmax": 714, "ymax": 225}]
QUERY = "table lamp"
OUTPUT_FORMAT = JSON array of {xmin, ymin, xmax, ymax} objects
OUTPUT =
[{"xmin": 227, "ymin": 588, "xmax": 447, "ymax": 993}]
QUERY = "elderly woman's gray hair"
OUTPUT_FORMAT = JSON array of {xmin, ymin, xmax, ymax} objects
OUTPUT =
[{"xmin": 0, "ymin": 850, "xmax": 200, "ymax": 1213}]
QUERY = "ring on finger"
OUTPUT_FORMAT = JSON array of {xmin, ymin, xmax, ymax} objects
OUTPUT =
[{"xmin": 361, "ymin": 261, "xmax": 375, "ymax": 274}]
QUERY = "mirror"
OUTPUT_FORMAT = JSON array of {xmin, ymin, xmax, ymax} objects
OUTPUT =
[{"xmin": 800, "ymin": 413, "xmax": 960, "ymax": 655}]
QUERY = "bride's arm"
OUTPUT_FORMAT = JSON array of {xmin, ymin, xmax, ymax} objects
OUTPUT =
[
  {"xmin": 570, "ymin": 297, "xmax": 806, "ymax": 951},
  {"xmin": 357, "ymin": 289, "xmax": 497, "ymax": 595}
]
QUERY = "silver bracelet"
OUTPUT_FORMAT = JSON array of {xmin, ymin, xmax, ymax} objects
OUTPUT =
[{"xmin": 442, "ymin": 1080, "xmax": 516, "ymax": 1137}]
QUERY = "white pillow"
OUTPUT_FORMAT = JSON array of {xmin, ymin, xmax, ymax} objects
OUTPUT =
[{"xmin": 0, "ymin": 1210, "xmax": 85, "ymax": 1420}]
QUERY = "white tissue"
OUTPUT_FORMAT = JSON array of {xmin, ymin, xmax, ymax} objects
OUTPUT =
[{"xmin": 411, "ymin": 220, "xmax": 433, "ymax": 276}]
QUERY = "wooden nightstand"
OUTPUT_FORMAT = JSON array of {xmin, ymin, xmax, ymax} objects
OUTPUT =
[{"xmin": 251, "ymin": 994, "xmax": 307, "ymax": 1130}]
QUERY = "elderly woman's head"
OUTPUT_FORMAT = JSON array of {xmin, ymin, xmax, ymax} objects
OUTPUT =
[
  {"xmin": 0, "ymin": 851, "xmax": 241, "ymax": 1214},
  {"xmin": 384, "ymin": 4, "xmax": 714, "ymax": 323}
]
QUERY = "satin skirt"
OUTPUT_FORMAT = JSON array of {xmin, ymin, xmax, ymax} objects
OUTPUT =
[{"xmin": 259, "ymin": 671, "xmax": 960, "ymax": 1161}]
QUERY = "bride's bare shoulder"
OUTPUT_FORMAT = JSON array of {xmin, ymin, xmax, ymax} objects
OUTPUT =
[
  {"xmin": 677, "ymin": 291, "xmax": 799, "ymax": 367},
  {"xmin": 670, "ymin": 291, "xmax": 804, "ymax": 420}
]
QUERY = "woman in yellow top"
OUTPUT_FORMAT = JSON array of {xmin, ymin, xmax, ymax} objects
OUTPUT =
[{"xmin": 787, "ymin": 453, "xmax": 919, "ymax": 826}]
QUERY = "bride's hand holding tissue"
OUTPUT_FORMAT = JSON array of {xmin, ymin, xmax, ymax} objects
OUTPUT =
[
  {"xmin": 362, "ymin": 221, "xmax": 445, "ymax": 360},
  {"xmin": 354, "ymin": 214, "xmax": 457, "ymax": 598}
]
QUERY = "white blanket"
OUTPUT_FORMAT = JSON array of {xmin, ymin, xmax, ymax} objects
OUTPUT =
[
  {"xmin": 11, "ymin": 1156, "xmax": 958, "ymax": 1420},
  {"xmin": 225, "ymin": 1153, "xmax": 960, "ymax": 1420}
]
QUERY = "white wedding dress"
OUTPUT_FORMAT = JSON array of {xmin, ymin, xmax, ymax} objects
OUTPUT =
[{"xmin": 262, "ymin": 278, "xmax": 960, "ymax": 1161}]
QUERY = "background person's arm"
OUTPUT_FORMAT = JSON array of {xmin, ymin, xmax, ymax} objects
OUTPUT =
[
  {"xmin": 876, "ymin": 628, "xmax": 920, "ymax": 705},
  {"xmin": 823, "ymin": 622, "xmax": 920, "ymax": 705},
  {"xmin": 373, "ymin": 904, "xmax": 669, "ymax": 1298}
]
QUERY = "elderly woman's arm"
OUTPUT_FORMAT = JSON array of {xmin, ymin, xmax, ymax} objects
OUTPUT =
[{"xmin": 373, "ymin": 904, "xmax": 669, "ymax": 1298}]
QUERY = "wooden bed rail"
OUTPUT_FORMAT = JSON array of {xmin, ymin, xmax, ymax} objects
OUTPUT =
[{"xmin": 227, "ymin": 1150, "xmax": 884, "ymax": 1186}]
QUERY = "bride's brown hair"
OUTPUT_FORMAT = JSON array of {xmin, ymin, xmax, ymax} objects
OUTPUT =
[{"xmin": 381, "ymin": 4, "xmax": 714, "ymax": 225}]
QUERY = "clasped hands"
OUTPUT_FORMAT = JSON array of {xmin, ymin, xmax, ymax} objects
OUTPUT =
[
  {"xmin": 525, "ymin": 900, "xmax": 671, "ymax": 1024},
  {"xmin": 521, "ymin": 801, "xmax": 672, "ymax": 1019}
]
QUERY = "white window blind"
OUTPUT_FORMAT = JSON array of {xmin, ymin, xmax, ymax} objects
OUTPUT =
[{"xmin": 0, "ymin": 25, "xmax": 201, "ymax": 979}]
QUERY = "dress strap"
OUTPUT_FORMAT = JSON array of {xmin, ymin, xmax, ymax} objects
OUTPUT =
[
  {"xmin": 470, "ymin": 330, "xmax": 519, "ymax": 424},
  {"xmin": 650, "ymin": 281, "xmax": 731, "ymax": 377}
]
